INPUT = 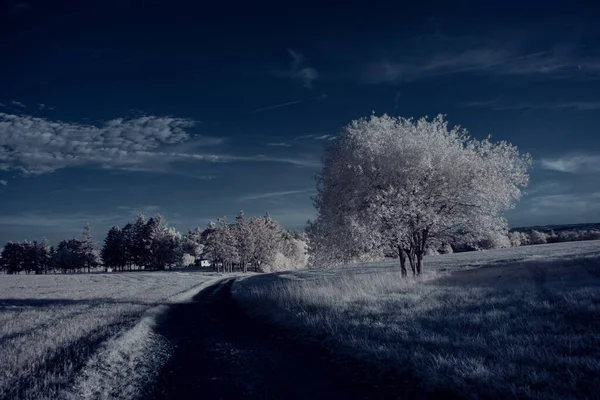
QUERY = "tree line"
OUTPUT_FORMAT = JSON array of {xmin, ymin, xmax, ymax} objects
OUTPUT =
[{"xmin": 0, "ymin": 211, "xmax": 308, "ymax": 274}]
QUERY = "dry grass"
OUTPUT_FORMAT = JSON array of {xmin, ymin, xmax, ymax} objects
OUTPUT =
[
  {"xmin": 233, "ymin": 242, "xmax": 600, "ymax": 399},
  {"xmin": 0, "ymin": 271, "xmax": 222, "ymax": 399}
]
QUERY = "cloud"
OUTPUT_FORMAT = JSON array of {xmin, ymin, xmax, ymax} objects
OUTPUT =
[
  {"xmin": 295, "ymin": 133, "xmax": 336, "ymax": 141},
  {"xmin": 266, "ymin": 142, "xmax": 292, "ymax": 147},
  {"xmin": 10, "ymin": 100, "xmax": 26, "ymax": 108},
  {"xmin": 0, "ymin": 180, "xmax": 7, "ymax": 186},
  {"xmin": 314, "ymin": 134, "xmax": 336, "ymax": 141},
  {"xmin": 362, "ymin": 46, "xmax": 600, "ymax": 84},
  {"xmin": 0, "ymin": 211, "xmax": 123, "ymax": 231},
  {"xmin": 251, "ymin": 94, "xmax": 327, "ymax": 114},
  {"xmin": 525, "ymin": 181, "xmax": 562, "ymax": 195},
  {"xmin": 0, "ymin": 112, "xmax": 319, "ymax": 175},
  {"xmin": 251, "ymin": 100, "xmax": 304, "ymax": 113},
  {"xmin": 464, "ymin": 98, "xmax": 600, "ymax": 112},
  {"xmin": 116, "ymin": 205, "xmax": 160, "ymax": 214},
  {"xmin": 288, "ymin": 49, "xmax": 319, "ymax": 88},
  {"xmin": 237, "ymin": 188, "xmax": 316, "ymax": 202},
  {"xmin": 540, "ymin": 154, "xmax": 600, "ymax": 173},
  {"xmin": 529, "ymin": 192, "xmax": 600, "ymax": 215}
]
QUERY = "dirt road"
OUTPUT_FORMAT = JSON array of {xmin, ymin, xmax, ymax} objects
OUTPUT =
[{"xmin": 147, "ymin": 279, "xmax": 394, "ymax": 400}]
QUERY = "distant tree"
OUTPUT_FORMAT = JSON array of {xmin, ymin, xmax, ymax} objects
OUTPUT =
[
  {"xmin": 121, "ymin": 223, "xmax": 135, "ymax": 270},
  {"xmin": 131, "ymin": 214, "xmax": 149, "ymax": 269},
  {"xmin": 249, "ymin": 214, "xmax": 284, "ymax": 272},
  {"xmin": 312, "ymin": 114, "xmax": 532, "ymax": 275},
  {"xmin": 205, "ymin": 219, "xmax": 239, "ymax": 273},
  {"xmin": 102, "ymin": 226, "xmax": 128, "ymax": 271},
  {"xmin": 180, "ymin": 227, "xmax": 205, "ymax": 266},
  {"xmin": 234, "ymin": 211, "xmax": 255, "ymax": 273},
  {"xmin": 146, "ymin": 215, "xmax": 181, "ymax": 270},
  {"xmin": 80, "ymin": 224, "xmax": 100, "ymax": 272},
  {"xmin": 0, "ymin": 242, "xmax": 26, "ymax": 274},
  {"xmin": 529, "ymin": 230, "xmax": 547, "ymax": 245},
  {"xmin": 54, "ymin": 239, "xmax": 85, "ymax": 273}
]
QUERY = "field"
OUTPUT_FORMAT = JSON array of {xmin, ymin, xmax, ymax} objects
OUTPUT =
[
  {"xmin": 0, "ymin": 270, "xmax": 223, "ymax": 399},
  {"xmin": 233, "ymin": 241, "xmax": 600, "ymax": 399}
]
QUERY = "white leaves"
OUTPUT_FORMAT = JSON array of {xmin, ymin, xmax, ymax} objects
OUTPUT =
[{"xmin": 313, "ymin": 114, "xmax": 532, "ymax": 265}]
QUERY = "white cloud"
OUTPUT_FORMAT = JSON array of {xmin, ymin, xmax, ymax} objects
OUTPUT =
[
  {"xmin": 237, "ymin": 188, "xmax": 316, "ymax": 202},
  {"xmin": 529, "ymin": 192, "xmax": 600, "ymax": 215},
  {"xmin": 266, "ymin": 142, "xmax": 292, "ymax": 147},
  {"xmin": 0, "ymin": 113, "xmax": 320, "ymax": 175},
  {"xmin": 464, "ymin": 98, "xmax": 600, "ymax": 112},
  {"xmin": 362, "ymin": 47, "xmax": 600, "ymax": 84},
  {"xmin": 295, "ymin": 133, "xmax": 336, "ymax": 141},
  {"xmin": 540, "ymin": 154, "xmax": 600, "ymax": 173},
  {"xmin": 0, "ymin": 180, "xmax": 7, "ymax": 186},
  {"xmin": 314, "ymin": 134, "xmax": 336, "ymax": 141},
  {"xmin": 288, "ymin": 49, "xmax": 319, "ymax": 89},
  {"xmin": 10, "ymin": 100, "xmax": 26, "ymax": 108}
]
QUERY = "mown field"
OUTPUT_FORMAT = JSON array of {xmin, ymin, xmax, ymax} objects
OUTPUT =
[
  {"xmin": 234, "ymin": 241, "xmax": 600, "ymax": 399},
  {"xmin": 0, "ymin": 271, "xmax": 222, "ymax": 399}
]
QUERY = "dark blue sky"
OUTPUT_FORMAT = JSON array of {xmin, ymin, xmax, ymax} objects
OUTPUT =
[{"xmin": 1, "ymin": 0, "xmax": 600, "ymax": 243}]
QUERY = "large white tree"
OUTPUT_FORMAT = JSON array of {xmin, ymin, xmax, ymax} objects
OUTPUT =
[{"xmin": 313, "ymin": 114, "xmax": 532, "ymax": 274}]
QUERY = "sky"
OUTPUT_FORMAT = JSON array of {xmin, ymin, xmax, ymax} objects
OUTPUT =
[{"xmin": 1, "ymin": 0, "xmax": 600, "ymax": 244}]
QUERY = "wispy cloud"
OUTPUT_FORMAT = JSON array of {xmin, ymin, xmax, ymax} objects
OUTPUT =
[
  {"xmin": 294, "ymin": 133, "xmax": 336, "ymax": 141},
  {"xmin": 0, "ymin": 211, "xmax": 122, "ymax": 231},
  {"xmin": 540, "ymin": 154, "xmax": 600, "ymax": 173},
  {"xmin": 525, "ymin": 181, "xmax": 562, "ymax": 196},
  {"xmin": 266, "ymin": 142, "xmax": 292, "ymax": 147},
  {"xmin": 10, "ymin": 100, "xmax": 26, "ymax": 108},
  {"xmin": 464, "ymin": 98, "xmax": 600, "ymax": 112},
  {"xmin": 362, "ymin": 45, "xmax": 600, "ymax": 84},
  {"xmin": 116, "ymin": 205, "xmax": 160, "ymax": 214},
  {"xmin": 314, "ymin": 134, "xmax": 336, "ymax": 141},
  {"xmin": 237, "ymin": 188, "xmax": 316, "ymax": 202},
  {"xmin": 251, "ymin": 94, "xmax": 326, "ymax": 114},
  {"xmin": 288, "ymin": 49, "xmax": 319, "ymax": 89},
  {"xmin": 529, "ymin": 192, "xmax": 600, "ymax": 215},
  {"xmin": 251, "ymin": 99, "xmax": 303, "ymax": 113},
  {"xmin": 0, "ymin": 112, "xmax": 319, "ymax": 175},
  {"xmin": 0, "ymin": 180, "xmax": 7, "ymax": 186}
]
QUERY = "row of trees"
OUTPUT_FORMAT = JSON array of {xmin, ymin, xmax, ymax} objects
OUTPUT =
[
  {"xmin": 0, "ymin": 225, "xmax": 99, "ymax": 274},
  {"xmin": 308, "ymin": 114, "xmax": 532, "ymax": 275},
  {"xmin": 0, "ymin": 212, "xmax": 309, "ymax": 274}
]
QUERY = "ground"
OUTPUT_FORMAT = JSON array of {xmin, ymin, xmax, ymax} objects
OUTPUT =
[
  {"xmin": 0, "ymin": 270, "xmax": 222, "ymax": 399},
  {"xmin": 234, "ymin": 240, "xmax": 600, "ymax": 399},
  {"xmin": 1, "ymin": 241, "xmax": 600, "ymax": 399}
]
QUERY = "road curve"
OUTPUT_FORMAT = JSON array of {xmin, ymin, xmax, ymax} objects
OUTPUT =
[{"xmin": 146, "ymin": 278, "xmax": 395, "ymax": 400}]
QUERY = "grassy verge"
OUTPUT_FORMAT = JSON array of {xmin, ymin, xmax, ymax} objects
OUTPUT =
[{"xmin": 233, "ymin": 253, "xmax": 600, "ymax": 399}]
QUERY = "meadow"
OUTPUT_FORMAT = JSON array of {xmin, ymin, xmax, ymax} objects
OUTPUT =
[
  {"xmin": 233, "ymin": 241, "xmax": 600, "ymax": 399},
  {"xmin": 0, "ymin": 270, "xmax": 222, "ymax": 399}
]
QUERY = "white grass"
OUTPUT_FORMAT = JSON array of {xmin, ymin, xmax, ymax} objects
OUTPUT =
[
  {"xmin": 0, "ymin": 271, "xmax": 224, "ymax": 399},
  {"xmin": 233, "ymin": 240, "xmax": 600, "ymax": 399}
]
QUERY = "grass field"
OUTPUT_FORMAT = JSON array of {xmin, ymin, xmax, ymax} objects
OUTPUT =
[
  {"xmin": 0, "ymin": 271, "xmax": 223, "ymax": 399},
  {"xmin": 233, "ymin": 241, "xmax": 600, "ymax": 399}
]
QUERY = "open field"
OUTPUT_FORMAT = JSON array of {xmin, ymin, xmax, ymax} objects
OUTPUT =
[
  {"xmin": 0, "ymin": 270, "xmax": 223, "ymax": 399},
  {"xmin": 233, "ymin": 241, "xmax": 600, "ymax": 399}
]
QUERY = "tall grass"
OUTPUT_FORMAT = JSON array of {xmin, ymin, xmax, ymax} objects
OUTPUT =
[{"xmin": 234, "ymin": 252, "xmax": 600, "ymax": 399}]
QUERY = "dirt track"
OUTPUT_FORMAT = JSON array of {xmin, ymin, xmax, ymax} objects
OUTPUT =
[{"xmin": 147, "ymin": 279, "xmax": 395, "ymax": 400}]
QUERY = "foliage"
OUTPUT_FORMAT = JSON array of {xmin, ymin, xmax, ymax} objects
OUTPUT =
[{"xmin": 311, "ymin": 114, "xmax": 532, "ymax": 274}]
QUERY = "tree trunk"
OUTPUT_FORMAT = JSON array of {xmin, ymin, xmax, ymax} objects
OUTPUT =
[
  {"xmin": 398, "ymin": 246, "xmax": 407, "ymax": 277},
  {"xmin": 416, "ymin": 252, "xmax": 423, "ymax": 275},
  {"xmin": 406, "ymin": 248, "xmax": 416, "ymax": 276}
]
